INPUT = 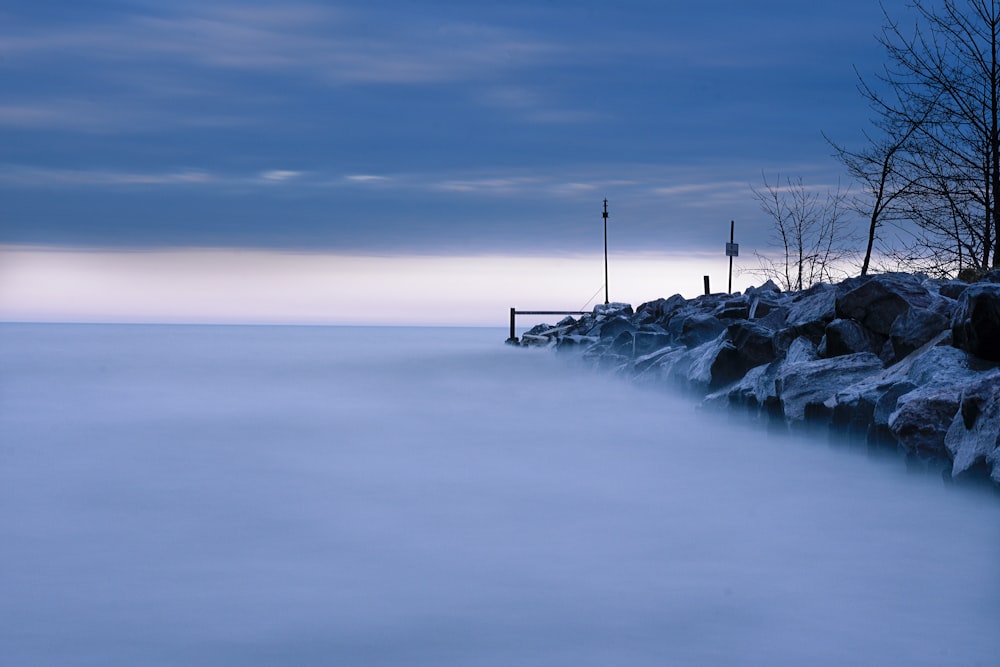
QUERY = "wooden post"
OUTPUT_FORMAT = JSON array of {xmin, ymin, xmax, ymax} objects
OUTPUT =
[
  {"xmin": 703, "ymin": 275, "xmax": 710, "ymax": 295},
  {"xmin": 728, "ymin": 220, "xmax": 734, "ymax": 294},
  {"xmin": 508, "ymin": 307, "xmax": 517, "ymax": 343}
]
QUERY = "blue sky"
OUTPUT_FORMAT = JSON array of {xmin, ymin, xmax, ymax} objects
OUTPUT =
[{"xmin": 0, "ymin": 1, "xmax": 890, "ymax": 323}]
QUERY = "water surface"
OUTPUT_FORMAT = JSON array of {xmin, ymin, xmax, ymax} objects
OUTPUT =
[{"xmin": 1, "ymin": 324, "xmax": 998, "ymax": 666}]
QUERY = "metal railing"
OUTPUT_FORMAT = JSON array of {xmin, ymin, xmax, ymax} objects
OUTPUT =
[{"xmin": 507, "ymin": 308, "xmax": 587, "ymax": 343}]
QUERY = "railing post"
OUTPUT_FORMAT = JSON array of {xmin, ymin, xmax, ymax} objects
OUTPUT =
[{"xmin": 507, "ymin": 307, "xmax": 518, "ymax": 344}]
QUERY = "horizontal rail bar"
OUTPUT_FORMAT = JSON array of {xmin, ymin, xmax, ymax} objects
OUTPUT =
[
  {"xmin": 508, "ymin": 308, "xmax": 589, "ymax": 343},
  {"xmin": 514, "ymin": 311, "xmax": 588, "ymax": 315}
]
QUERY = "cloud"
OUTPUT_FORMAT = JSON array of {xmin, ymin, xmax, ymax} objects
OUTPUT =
[
  {"xmin": 433, "ymin": 176, "xmax": 544, "ymax": 194},
  {"xmin": 0, "ymin": 3, "xmax": 574, "ymax": 137},
  {"xmin": 4, "ymin": 3, "xmax": 561, "ymax": 85},
  {"xmin": 344, "ymin": 174, "xmax": 389, "ymax": 183},
  {"xmin": 259, "ymin": 169, "xmax": 302, "ymax": 182},
  {"xmin": 0, "ymin": 166, "xmax": 217, "ymax": 187},
  {"xmin": 476, "ymin": 86, "xmax": 602, "ymax": 125},
  {"xmin": 0, "ymin": 96, "xmax": 253, "ymax": 133}
]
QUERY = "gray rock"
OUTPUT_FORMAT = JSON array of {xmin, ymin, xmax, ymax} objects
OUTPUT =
[
  {"xmin": 888, "ymin": 305, "xmax": 950, "ymax": 361},
  {"xmin": 785, "ymin": 336, "xmax": 818, "ymax": 363},
  {"xmin": 945, "ymin": 371, "xmax": 1000, "ymax": 479},
  {"xmin": 715, "ymin": 298, "xmax": 751, "ymax": 320},
  {"xmin": 686, "ymin": 335, "xmax": 733, "ymax": 392},
  {"xmin": 938, "ymin": 280, "xmax": 969, "ymax": 300},
  {"xmin": 774, "ymin": 284, "xmax": 838, "ymax": 352},
  {"xmin": 776, "ymin": 352, "xmax": 883, "ymax": 422},
  {"xmin": 635, "ymin": 294, "xmax": 687, "ymax": 325},
  {"xmin": 951, "ymin": 283, "xmax": 1000, "ymax": 361},
  {"xmin": 554, "ymin": 334, "xmax": 598, "ymax": 351},
  {"xmin": 726, "ymin": 358, "xmax": 784, "ymax": 408},
  {"xmin": 594, "ymin": 302, "xmax": 634, "ymax": 318},
  {"xmin": 611, "ymin": 331, "xmax": 636, "ymax": 356},
  {"xmin": 649, "ymin": 346, "xmax": 700, "ymax": 388},
  {"xmin": 873, "ymin": 382, "xmax": 919, "ymax": 427},
  {"xmin": 744, "ymin": 279, "xmax": 782, "ymax": 295},
  {"xmin": 678, "ymin": 313, "xmax": 727, "ymax": 348},
  {"xmin": 836, "ymin": 273, "xmax": 933, "ymax": 336},
  {"xmin": 785, "ymin": 283, "xmax": 838, "ymax": 330},
  {"xmin": 596, "ymin": 317, "xmax": 635, "ymax": 340},
  {"xmin": 632, "ymin": 331, "xmax": 673, "ymax": 357},
  {"xmin": 819, "ymin": 318, "xmax": 883, "ymax": 358},
  {"xmin": 906, "ymin": 345, "xmax": 974, "ymax": 387},
  {"xmin": 727, "ymin": 320, "xmax": 778, "ymax": 365},
  {"xmin": 889, "ymin": 385, "xmax": 961, "ymax": 458}
]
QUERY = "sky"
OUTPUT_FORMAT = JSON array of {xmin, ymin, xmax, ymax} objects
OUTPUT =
[{"xmin": 0, "ymin": 0, "xmax": 890, "ymax": 325}]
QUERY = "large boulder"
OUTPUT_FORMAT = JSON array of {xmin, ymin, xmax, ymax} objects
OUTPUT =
[
  {"xmin": 632, "ymin": 330, "xmax": 674, "ymax": 357},
  {"xmin": 594, "ymin": 302, "xmax": 634, "ymax": 318},
  {"xmin": 906, "ymin": 344, "xmax": 975, "ymax": 386},
  {"xmin": 823, "ymin": 332, "xmax": 953, "ymax": 438},
  {"xmin": 871, "ymin": 382, "xmax": 919, "ymax": 437},
  {"xmin": 677, "ymin": 313, "xmax": 727, "ymax": 348},
  {"xmin": 726, "ymin": 321, "xmax": 779, "ymax": 368},
  {"xmin": 835, "ymin": 273, "xmax": 933, "ymax": 336},
  {"xmin": 945, "ymin": 370, "xmax": 1000, "ymax": 480},
  {"xmin": 699, "ymin": 321, "xmax": 783, "ymax": 392},
  {"xmin": 744, "ymin": 279, "xmax": 787, "ymax": 318},
  {"xmin": 784, "ymin": 283, "xmax": 837, "ymax": 331},
  {"xmin": 686, "ymin": 335, "xmax": 735, "ymax": 391},
  {"xmin": 773, "ymin": 283, "xmax": 838, "ymax": 352},
  {"xmin": 938, "ymin": 280, "xmax": 969, "ymax": 300},
  {"xmin": 715, "ymin": 297, "xmax": 751, "ymax": 321},
  {"xmin": 595, "ymin": 316, "xmax": 635, "ymax": 340},
  {"xmin": 634, "ymin": 294, "xmax": 687, "ymax": 326},
  {"xmin": 649, "ymin": 338, "xmax": 726, "ymax": 392},
  {"xmin": 889, "ymin": 385, "xmax": 961, "ymax": 459},
  {"xmin": 819, "ymin": 318, "xmax": 883, "ymax": 358},
  {"xmin": 888, "ymin": 303, "xmax": 950, "ymax": 361},
  {"xmin": 744, "ymin": 279, "xmax": 782, "ymax": 296},
  {"xmin": 882, "ymin": 344, "xmax": 983, "ymax": 458},
  {"xmin": 951, "ymin": 283, "xmax": 1000, "ymax": 361},
  {"xmin": 776, "ymin": 352, "xmax": 883, "ymax": 422}
]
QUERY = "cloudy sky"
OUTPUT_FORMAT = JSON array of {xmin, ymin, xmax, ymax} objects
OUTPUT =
[{"xmin": 0, "ymin": 0, "xmax": 889, "ymax": 325}]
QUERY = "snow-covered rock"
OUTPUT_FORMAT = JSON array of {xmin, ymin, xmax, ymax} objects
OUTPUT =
[
  {"xmin": 945, "ymin": 371, "xmax": 1000, "ymax": 480},
  {"xmin": 512, "ymin": 272, "xmax": 1000, "ymax": 485}
]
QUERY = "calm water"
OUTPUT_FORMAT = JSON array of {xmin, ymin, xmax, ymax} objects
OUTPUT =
[{"xmin": 1, "ymin": 323, "xmax": 998, "ymax": 666}]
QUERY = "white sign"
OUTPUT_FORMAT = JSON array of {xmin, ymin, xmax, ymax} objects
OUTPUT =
[{"xmin": 725, "ymin": 242, "xmax": 739, "ymax": 257}]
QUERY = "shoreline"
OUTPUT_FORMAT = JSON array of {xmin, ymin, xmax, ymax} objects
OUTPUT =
[{"xmin": 510, "ymin": 271, "xmax": 1000, "ymax": 487}]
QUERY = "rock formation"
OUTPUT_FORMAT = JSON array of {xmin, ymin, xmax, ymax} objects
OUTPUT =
[{"xmin": 510, "ymin": 272, "xmax": 1000, "ymax": 485}]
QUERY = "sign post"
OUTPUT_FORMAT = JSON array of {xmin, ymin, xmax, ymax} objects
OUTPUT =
[
  {"xmin": 603, "ymin": 198, "xmax": 609, "ymax": 305},
  {"xmin": 725, "ymin": 220, "xmax": 738, "ymax": 294}
]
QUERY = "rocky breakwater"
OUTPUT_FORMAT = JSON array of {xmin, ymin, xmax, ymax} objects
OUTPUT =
[{"xmin": 512, "ymin": 272, "xmax": 1000, "ymax": 485}]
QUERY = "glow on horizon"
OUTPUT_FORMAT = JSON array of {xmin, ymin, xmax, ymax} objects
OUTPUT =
[{"xmin": 0, "ymin": 246, "xmax": 764, "ymax": 327}]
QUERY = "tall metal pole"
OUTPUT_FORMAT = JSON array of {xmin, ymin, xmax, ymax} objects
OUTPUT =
[
  {"xmin": 603, "ymin": 198, "xmax": 609, "ymax": 305},
  {"xmin": 728, "ymin": 219, "xmax": 734, "ymax": 294}
]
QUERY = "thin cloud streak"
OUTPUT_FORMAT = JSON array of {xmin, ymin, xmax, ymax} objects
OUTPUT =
[
  {"xmin": 0, "ymin": 162, "xmax": 843, "ymax": 207},
  {"xmin": 4, "ymin": 3, "xmax": 563, "ymax": 86}
]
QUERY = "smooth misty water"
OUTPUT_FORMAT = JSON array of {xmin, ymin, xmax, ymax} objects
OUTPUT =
[{"xmin": 1, "ymin": 324, "xmax": 999, "ymax": 666}]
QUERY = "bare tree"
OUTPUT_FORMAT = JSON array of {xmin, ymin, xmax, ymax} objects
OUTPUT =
[
  {"xmin": 751, "ymin": 175, "xmax": 856, "ymax": 291},
  {"xmin": 852, "ymin": 0, "xmax": 1000, "ymax": 272},
  {"xmin": 826, "ymin": 85, "xmax": 931, "ymax": 276}
]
